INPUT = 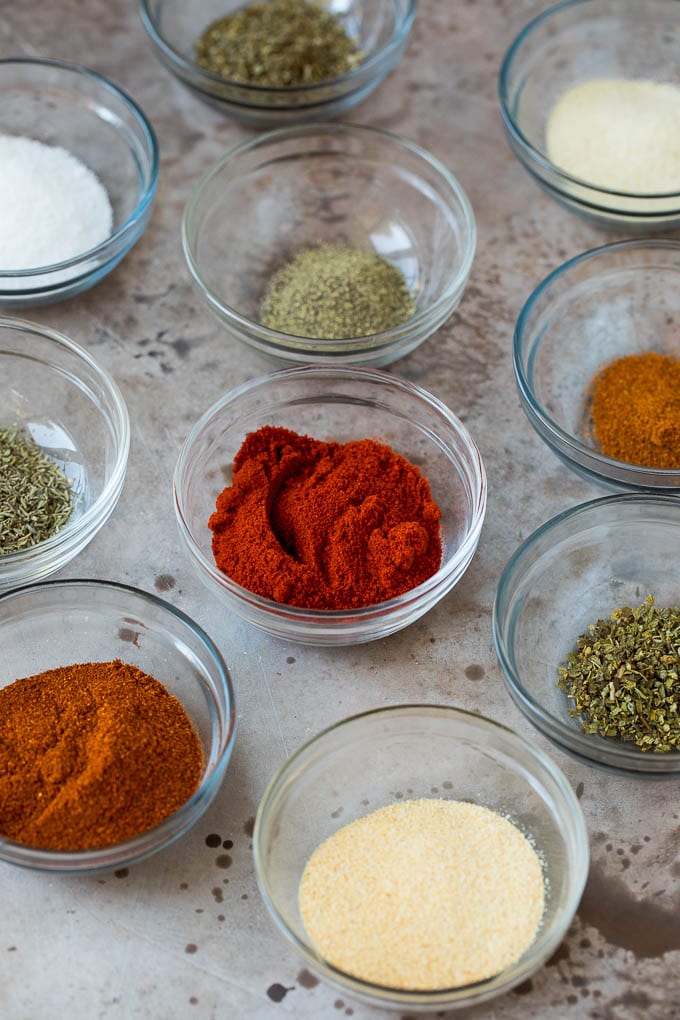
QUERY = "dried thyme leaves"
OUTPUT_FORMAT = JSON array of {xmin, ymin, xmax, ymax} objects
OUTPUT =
[
  {"xmin": 557, "ymin": 595, "xmax": 680, "ymax": 752},
  {"xmin": 0, "ymin": 427, "xmax": 73, "ymax": 554},
  {"xmin": 259, "ymin": 243, "xmax": 416, "ymax": 339},
  {"xmin": 194, "ymin": 0, "xmax": 362, "ymax": 87}
]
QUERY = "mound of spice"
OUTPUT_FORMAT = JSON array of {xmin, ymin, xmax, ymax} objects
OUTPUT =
[
  {"xmin": 590, "ymin": 351, "xmax": 680, "ymax": 469},
  {"xmin": 0, "ymin": 426, "xmax": 73, "ymax": 554},
  {"xmin": 209, "ymin": 425, "xmax": 442, "ymax": 610},
  {"xmin": 259, "ymin": 243, "xmax": 416, "ymax": 339},
  {"xmin": 0, "ymin": 660, "xmax": 203, "ymax": 851},
  {"xmin": 194, "ymin": 0, "xmax": 362, "ymax": 87},
  {"xmin": 558, "ymin": 595, "xmax": 680, "ymax": 753},
  {"xmin": 299, "ymin": 799, "xmax": 545, "ymax": 990}
]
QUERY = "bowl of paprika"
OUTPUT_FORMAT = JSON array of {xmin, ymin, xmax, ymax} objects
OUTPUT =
[
  {"xmin": 514, "ymin": 239, "xmax": 680, "ymax": 493},
  {"xmin": 174, "ymin": 365, "xmax": 486, "ymax": 645},
  {"xmin": 0, "ymin": 579, "xmax": 237, "ymax": 872}
]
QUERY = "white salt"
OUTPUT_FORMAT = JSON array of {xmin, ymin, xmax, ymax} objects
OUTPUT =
[{"xmin": 0, "ymin": 134, "xmax": 113, "ymax": 272}]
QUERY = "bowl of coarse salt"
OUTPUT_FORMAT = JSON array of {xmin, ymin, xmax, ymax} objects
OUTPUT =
[
  {"xmin": 254, "ymin": 705, "xmax": 589, "ymax": 1011},
  {"xmin": 0, "ymin": 58, "xmax": 158, "ymax": 307},
  {"xmin": 499, "ymin": 0, "xmax": 680, "ymax": 229}
]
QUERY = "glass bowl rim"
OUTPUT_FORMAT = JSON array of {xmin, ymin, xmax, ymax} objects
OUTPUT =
[
  {"xmin": 253, "ymin": 701, "xmax": 589, "ymax": 1005},
  {"xmin": 498, "ymin": 0, "xmax": 680, "ymax": 202},
  {"xmin": 513, "ymin": 237, "xmax": 680, "ymax": 485},
  {"xmin": 0, "ymin": 56, "xmax": 159, "ymax": 278},
  {"xmin": 173, "ymin": 363, "xmax": 487, "ymax": 623},
  {"xmin": 181, "ymin": 121, "xmax": 476, "ymax": 350},
  {"xmin": 139, "ymin": 0, "xmax": 418, "ymax": 97},
  {"xmin": 0, "ymin": 315, "xmax": 131, "ymax": 570},
  {"xmin": 492, "ymin": 491, "xmax": 680, "ymax": 773},
  {"xmin": 0, "ymin": 577, "xmax": 237, "ymax": 871}
]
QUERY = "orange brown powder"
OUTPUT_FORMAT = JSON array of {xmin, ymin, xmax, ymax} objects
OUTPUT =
[
  {"xmin": 0, "ymin": 660, "xmax": 203, "ymax": 851},
  {"xmin": 591, "ymin": 351, "xmax": 680, "ymax": 469}
]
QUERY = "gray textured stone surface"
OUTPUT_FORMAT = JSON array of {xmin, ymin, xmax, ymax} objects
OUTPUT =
[{"xmin": 1, "ymin": 2, "xmax": 679, "ymax": 1018}]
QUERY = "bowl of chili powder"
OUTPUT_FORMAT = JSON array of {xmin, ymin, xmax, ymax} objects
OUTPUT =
[
  {"xmin": 514, "ymin": 239, "xmax": 680, "ymax": 493},
  {"xmin": 174, "ymin": 365, "xmax": 486, "ymax": 645}
]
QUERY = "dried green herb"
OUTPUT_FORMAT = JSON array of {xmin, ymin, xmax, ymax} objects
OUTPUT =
[
  {"xmin": 0, "ymin": 427, "xmax": 73, "ymax": 554},
  {"xmin": 194, "ymin": 0, "xmax": 362, "ymax": 87},
  {"xmin": 557, "ymin": 595, "xmax": 680, "ymax": 753},
  {"xmin": 259, "ymin": 243, "xmax": 416, "ymax": 339}
]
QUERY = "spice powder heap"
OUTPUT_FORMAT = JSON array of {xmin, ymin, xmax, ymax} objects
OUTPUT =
[
  {"xmin": 259, "ymin": 243, "xmax": 416, "ymax": 340},
  {"xmin": 194, "ymin": 0, "xmax": 362, "ymax": 87},
  {"xmin": 0, "ymin": 427, "xmax": 73, "ymax": 554},
  {"xmin": 299, "ymin": 799, "xmax": 545, "ymax": 991},
  {"xmin": 209, "ymin": 425, "xmax": 442, "ymax": 610},
  {"xmin": 0, "ymin": 660, "xmax": 204, "ymax": 851},
  {"xmin": 590, "ymin": 351, "xmax": 680, "ymax": 470}
]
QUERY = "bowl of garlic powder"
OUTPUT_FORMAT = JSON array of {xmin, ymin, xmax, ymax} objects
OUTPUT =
[{"xmin": 499, "ymin": 0, "xmax": 680, "ymax": 229}]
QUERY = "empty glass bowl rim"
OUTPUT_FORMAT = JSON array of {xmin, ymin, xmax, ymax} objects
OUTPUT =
[
  {"xmin": 498, "ymin": 0, "xmax": 680, "ymax": 201},
  {"xmin": 139, "ymin": 0, "xmax": 417, "ymax": 96},
  {"xmin": 173, "ymin": 363, "xmax": 486, "ymax": 621},
  {"xmin": 0, "ymin": 56, "xmax": 159, "ymax": 278},
  {"xmin": 253, "ymin": 702, "xmax": 589, "ymax": 1004},
  {"xmin": 0, "ymin": 316, "xmax": 131, "ymax": 566},
  {"xmin": 0, "ymin": 577, "xmax": 237, "ymax": 870},
  {"xmin": 182, "ymin": 121, "xmax": 476, "ymax": 349},
  {"xmin": 492, "ymin": 492, "xmax": 680, "ymax": 768},
  {"xmin": 514, "ymin": 237, "xmax": 680, "ymax": 483}
]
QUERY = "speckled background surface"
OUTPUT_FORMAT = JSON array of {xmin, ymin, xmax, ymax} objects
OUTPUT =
[{"xmin": 2, "ymin": 2, "xmax": 679, "ymax": 1019}]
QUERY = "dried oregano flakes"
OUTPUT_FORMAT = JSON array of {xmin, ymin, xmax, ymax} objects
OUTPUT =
[{"xmin": 557, "ymin": 595, "xmax": 680, "ymax": 753}]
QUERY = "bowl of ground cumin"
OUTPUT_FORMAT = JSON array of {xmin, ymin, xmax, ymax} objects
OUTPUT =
[
  {"xmin": 139, "ymin": 0, "xmax": 416, "ymax": 126},
  {"xmin": 182, "ymin": 123, "xmax": 476, "ymax": 367},
  {"xmin": 514, "ymin": 239, "xmax": 680, "ymax": 493},
  {"xmin": 174, "ymin": 365, "xmax": 486, "ymax": 645},
  {"xmin": 253, "ymin": 705, "xmax": 588, "ymax": 1009},
  {"xmin": 0, "ymin": 579, "xmax": 236, "ymax": 872}
]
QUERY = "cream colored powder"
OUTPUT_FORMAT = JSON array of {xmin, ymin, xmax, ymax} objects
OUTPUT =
[
  {"xmin": 298, "ymin": 798, "xmax": 545, "ymax": 991},
  {"xmin": 546, "ymin": 78, "xmax": 680, "ymax": 194}
]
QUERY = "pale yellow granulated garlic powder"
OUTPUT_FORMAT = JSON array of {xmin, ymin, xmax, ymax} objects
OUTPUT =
[{"xmin": 299, "ymin": 798, "xmax": 545, "ymax": 990}]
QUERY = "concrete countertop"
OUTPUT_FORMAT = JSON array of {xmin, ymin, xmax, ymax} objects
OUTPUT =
[{"xmin": 2, "ymin": 1, "xmax": 678, "ymax": 1018}]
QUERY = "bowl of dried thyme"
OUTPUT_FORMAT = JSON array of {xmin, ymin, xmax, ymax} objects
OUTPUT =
[
  {"xmin": 493, "ymin": 493, "xmax": 680, "ymax": 776},
  {"xmin": 514, "ymin": 239, "xmax": 680, "ymax": 493},
  {"xmin": 139, "ymin": 0, "xmax": 416, "ymax": 126},
  {"xmin": 182, "ymin": 123, "xmax": 476, "ymax": 367},
  {"xmin": 0, "ymin": 318, "xmax": 130, "ymax": 591}
]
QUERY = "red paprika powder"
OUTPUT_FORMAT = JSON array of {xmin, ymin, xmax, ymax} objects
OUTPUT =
[{"xmin": 209, "ymin": 426, "xmax": 442, "ymax": 610}]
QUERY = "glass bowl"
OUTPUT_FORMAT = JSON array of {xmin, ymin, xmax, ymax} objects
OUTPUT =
[
  {"xmin": 514, "ymin": 239, "xmax": 680, "ymax": 493},
  {"xmin": 253, "ymin": 704, "xmax": 589, "ymax": 1010},
  {"xmin": 499, "ymin": 0, "xmax": 680, "ymax": 229},
  {"xmin": 493, "ymin": 493, "xmax": 680, "ymax": 776},
  {"xmin": 139, "ymin": 0, "xmax": 416, "ymax": 127},
  {"xmin": 182, "ymin": 123, "xmax": 476, "ymax": 367},
  {"xmin": 0, "ymin": 318, "xmax": 130, "ymax": 591},
  {"xmin": 174, "ymin": 365, "xmax": 486, "ymax": 645},
  {"xmin": 0, "ymin": 58, "xmax": 158, "ymax": 307},
  {"xmin": 0, "ymin": 579, "xmax": 237, "ymax": 872}
]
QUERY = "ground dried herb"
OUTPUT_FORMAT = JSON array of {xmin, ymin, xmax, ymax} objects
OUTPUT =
[
  {"xmin": 557, "ymin": 595, "xmax": 680, "ymax": 752},
  {"xmin": 194, "ymin": 0, "xmax": 362, "ymax": 87},
  {"xmin": 259, "ymin": 243, "xmax": 416, "ymax": 339},
  {"xmin": 0, "ymin": 427, "xmax": 73, "ymax": 554}
]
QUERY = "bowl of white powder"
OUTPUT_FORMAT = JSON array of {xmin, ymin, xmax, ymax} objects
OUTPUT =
[
  {"xmin": 499, "ymin": 0, "xmax": 680, "ymax": 228},
  {"xmin": 0, "ymin": 59, "xmax": 158, "ymax": 307},
  {"xmin": 254, "ymin": 705, "xmax": 588, "ymax": 1010}
]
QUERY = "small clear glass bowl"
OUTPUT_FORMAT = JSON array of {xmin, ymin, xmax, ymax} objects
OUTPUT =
[
  {"xmin": 514, "ymin": 239, "xmax": 680, "ymax": 493},
  {"xmin": 182, "ymin": 123, "xmax": 476, "ymax": 367},
  {"xmin": 253, "ymin": 704, "xmax": 589, "ymax": 1011},
  {"xmin": 493, "ymin": 493, "xmax": 680, "ymax": 776},
  {"xmin": 0, "ymin": 579, "xmax": 237, "ymax": 873},
  {"xmin": 499, "ymin": 0, "xmax": 680, "ymax": 229},
  {"xmin": 0, "ymin": 58, "xmax": 158, "ymax": 307},
  {"xmin": 139, "ymin": 0, "xmax": 417, "ymax": 127},
  {"xmin": 0, "ymin": 317, "xmax": 130, "ymax": 591},
  {"xmin": 174, "ymin": 365, "xmax": 486, "ymax": 646}
]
